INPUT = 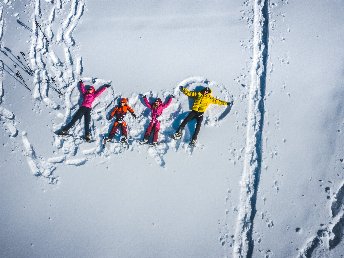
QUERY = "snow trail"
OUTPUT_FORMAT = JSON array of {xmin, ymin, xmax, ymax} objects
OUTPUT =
[
  {"xmin": 233, "ymin": 0, "xmax": 269, "ymax": 257},
  {"xmin": 298, "ymin": 182, "xmax": 344, "ymax": 257}
]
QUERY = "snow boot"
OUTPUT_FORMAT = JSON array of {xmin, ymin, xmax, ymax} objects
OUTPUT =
[
  {"xmin": 139, "ymin": 138, "xmax": 149, "ymax": 145},
  {"xmin": 85, "ymin": 134, "xmax": 92, "ymax": 142},
  {"xmin": 172, "ymin": 131, "xmax": 182, "ymax": 140},
  {"xmin": 103, "ymin": 137, "xmax": 112, "ymax": 145},
  {"xmin": 57, "ymin": 129, "xmax": 68, "ymax": 136},
  {"xmin": 120, "ymin": 136, "xmax": 128, "ymax": 144},
  {"xmin": 189, "ymin": 138, "xmax": 197, "ymax": 147}
]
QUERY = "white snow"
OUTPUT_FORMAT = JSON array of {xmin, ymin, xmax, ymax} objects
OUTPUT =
[{"xmin": 0, "ymin": 0, "xmax": 343, "ymax": 257}]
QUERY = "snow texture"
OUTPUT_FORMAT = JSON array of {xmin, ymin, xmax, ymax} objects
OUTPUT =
[{"xmin": 0, "ymin": 0, "xmax": 344, "ymax": 257}]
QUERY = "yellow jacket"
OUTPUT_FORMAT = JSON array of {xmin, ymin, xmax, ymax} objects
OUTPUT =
[{"xmin": 181, "ymin": 87, "xmax": 228, "ymax": 113}]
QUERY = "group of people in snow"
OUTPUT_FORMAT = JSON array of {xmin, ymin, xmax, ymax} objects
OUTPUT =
[{"xmin": 56, "ymin": 80, "xmax": 230, "ymax": 146}]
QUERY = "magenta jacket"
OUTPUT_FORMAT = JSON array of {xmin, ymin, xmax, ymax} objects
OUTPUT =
[
  {"xmin": 79, "ymin": 82, "xmax": 107, "ymax": 108},
  {"xmin": 143, "ymin": 96, "xmax": 172, "ymax": 121}
]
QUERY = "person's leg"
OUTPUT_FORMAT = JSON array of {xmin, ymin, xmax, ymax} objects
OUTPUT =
[
  {"xmin": 121, "ymin": 121, "xmax": 128, "ymax": 138},
  {"xmin": 177, "ymin": 111, "xmax": 196, "ymax": 132},
  {"xmin": 84, "ymin": 107, "xmax": 92, "ymax": 136},
  {"xmin": 62, "ymin": 107, "xmax": 86, "ymax": 131},
  {"xmin": 144, "ymin": 121, "xmax": 154, "ymax": 140},
  {"xmin": 152, "ymin": 121, "xmax": 160, "ymax": 143},
  {"xmin": 192, "ymin": 112, "xmax": 204, "ymax": 141},
  {"xmin": 108, "ymin": 121, "xmax": 119, "ymax": 139}
]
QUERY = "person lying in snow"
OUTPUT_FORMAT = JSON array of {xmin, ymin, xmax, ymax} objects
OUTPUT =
[
  {"xmin": 56, "ymin": 80, "xmax": 110, "ymax": 141},
  {"xmin": 172, "ymin": 86, "xmax": 231, "ymax": 146},
  {"xmin": 104, "ymin": 97, "xmax": 137, "ymax": 144},
  {"xmin": 140, "ymin": 95, "xmax": 174, "ymax": 145}
]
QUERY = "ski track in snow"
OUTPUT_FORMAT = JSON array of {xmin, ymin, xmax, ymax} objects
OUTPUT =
[
  {"xmin": 298, "ymin": 182, "xmax": 344, "ymax": 257},
  {"xmin": 0, "ymin": 6, "xmax": 18, "ymax": 138},
  {"xmin": 233, "ymin": 0, "xmax": 269, "ymax": 257}
]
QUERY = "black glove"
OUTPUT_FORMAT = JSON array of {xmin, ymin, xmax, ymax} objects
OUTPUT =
[
  {"xmin": 105, "ymin": 84, "xmax": 111, "ymax": 88},
  {"xmin": 142, "ymin": 95, "xmax": 147, "ymax": 99},
  {"xmin": 227, "ymin": 101, "xmax": 232, "ymax": 106},
  {"xmin": 179, "ymin": 86, "xmax": 183, "ymax": 91},
  {"xmin": 132, "ymin": 113, "xmax": 137, "ymax": 119},
  {"xmin": 79, "ymin": 80, "xmax": 83, "ymax": 83},
  {"xmin": 170, "ymin": 94, "xmax": 175, "ymax": 98}
]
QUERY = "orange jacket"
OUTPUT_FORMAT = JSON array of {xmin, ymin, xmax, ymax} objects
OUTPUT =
[{"xmin": 109, "ymin": 105, "xmax": 135, "ymax": 121}]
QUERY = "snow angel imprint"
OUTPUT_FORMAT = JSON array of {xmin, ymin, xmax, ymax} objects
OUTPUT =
[
  {"xmin": 172, "ymin": 86, "xmax": 230, "ymax": 146},
  {"xmin": 56, "ymin": 80, "xmax": 111, "ymax": 141}
]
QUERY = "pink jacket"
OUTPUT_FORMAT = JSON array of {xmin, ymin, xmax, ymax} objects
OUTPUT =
[
  {"xmin": 79, "ymin": 82, "xmax": 107, "ymax": 108},
  {"xmin": 143, "ymin": 96, "xmax": 172, "ymax": 121}
]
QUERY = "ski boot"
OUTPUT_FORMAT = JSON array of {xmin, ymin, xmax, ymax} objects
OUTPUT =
[{"xmin": 150, "ymin": 141, "xmax": 159, "ymax": 146}]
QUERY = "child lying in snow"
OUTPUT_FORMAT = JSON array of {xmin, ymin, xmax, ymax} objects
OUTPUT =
[
  {"xmin": 104, "ymin": 97, "xmax": 137, "ymax": 144},
  {"xmin": 140, "ymin": 95, "xmax": 174, "ymax": 145}
]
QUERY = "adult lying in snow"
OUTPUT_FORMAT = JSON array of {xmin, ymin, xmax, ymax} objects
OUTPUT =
[
  {"xmin": 172, "ymin": 86, "xmax": 231, "ymax": 146},
  {"xmin": 57, "ymin": 80, "xmax": 110, "ymax": 141},
  {"xmin": 140, "ymin": 95, "xmax": 174, "ymax": 145}
]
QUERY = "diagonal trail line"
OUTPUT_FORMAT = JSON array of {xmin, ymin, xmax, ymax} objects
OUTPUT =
[{"xmin": 233, "ymin": 0, "xmax": 269, "ymax": 257}]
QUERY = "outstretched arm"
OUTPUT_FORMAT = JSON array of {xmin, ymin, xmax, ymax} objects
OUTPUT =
[
  {"xmin": 93, "ymin": 85, "xmax": 107, "ymax": 98},
  {"xmin": 180, "ymin": 87, "xmax": 197, "ymax": 97},
  {"xmin": 143, "ymin": 96, "xmax": 152, "ymax": 109},
  {"xmin": 128, "ymin": 106, "xmax": 137, "ymax": 119},
  {"xmin": 210, "ymin": 96, "xmax": 228, "ymax": 106},
  {"xmin": 79, "ymin": 81, "xmax": 86, "ymax": 94},
  {"xmin": 162, "ymin": 96, "xmax": 173, "ymax": 109},
  {"xmin": 109, "ymin": 106, "xmax": 119, "ymax": 119}
]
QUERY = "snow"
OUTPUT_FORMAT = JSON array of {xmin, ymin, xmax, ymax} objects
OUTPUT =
[{"xmin": 0, "ymin": 0, "xmax": 344, "ymax": 257}]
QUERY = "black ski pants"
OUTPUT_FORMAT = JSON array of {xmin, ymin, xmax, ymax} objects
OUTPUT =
[
  {"xmin": 62, "ymin": 106, "xmax": 91, "ymax": 135},
  {"xmin": 178, "ymin": 110, "xmax": 204, "ymax": 141}
]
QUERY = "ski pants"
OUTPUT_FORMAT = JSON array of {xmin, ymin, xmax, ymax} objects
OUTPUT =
[
  {"xmin": 178, "ymin": 110, "xmax": 204, "ymax": 141},
  {"xmin": 144, "ymin": 120, "xmax": 160, "ymax": 143},
  {"xmin": 63, "ymin": 106, "xmax": 91, "ymax": 136},
  {"xmin": 109, "ymin": 120, "xmax": 127, "ymax": 139}
]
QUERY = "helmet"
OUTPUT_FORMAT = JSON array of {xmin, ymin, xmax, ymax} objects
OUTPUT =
[{"xmin": 120, "ymin": 98, "xmax": 128, "ymax": 104}]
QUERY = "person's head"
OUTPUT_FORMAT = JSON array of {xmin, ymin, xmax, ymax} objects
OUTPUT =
[
  {"xmin": 87, "ymin": 86, "xmax": 95, "ymax": 94},
  {"xmin": 201, "ymin": 87, "xmax": 211, "ymax": 95},
  {"xmin": 153, "ymin": 98, "xmax": 162, "ymax": 107},
  {"xmin": 120, "ymin": 98, "xmax": 128, "ymax": 106}
]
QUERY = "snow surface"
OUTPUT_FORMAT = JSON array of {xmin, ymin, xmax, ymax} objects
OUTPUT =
[{"xmin": 0, "ymin": 0, "xmax": 344, "ymax": 257}]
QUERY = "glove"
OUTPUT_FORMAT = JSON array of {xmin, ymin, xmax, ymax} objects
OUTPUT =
[
  {"xmin": 227, "ymin": 101, "xmax": 232, "ymax": 106},
  {"xmin": 79, "ymin": 80, "xmax": 83, "ymax": 83},
  {"xmin": 170, "ymin": 94, "xmax": 175, "ymax": 98},
  {"xmin": 143, "ymin": 95, "xmax": 147, "ymax": 99},
  {"xmin": 105, "ymin": 84, "xmax": 111, "ymax": 88},
  {"xmin": 132, "ymin": 113, "xmax": 137, "ymax": 119},
  {"xmin": 107, "ymin": 116, "xmax": 112, "ymax": 121},
  {"xmin": 179, "ymin": 86, "xmax": 183, "ymax": 91}
]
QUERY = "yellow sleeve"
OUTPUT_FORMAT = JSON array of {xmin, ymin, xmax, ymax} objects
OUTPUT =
[
  {"xmin": 211, "ymin": 96, "xmax": 228, "ymax": 106},
  {"xmin": 181, "ymin": 87, "xmax": 198, "ymax": 97}
]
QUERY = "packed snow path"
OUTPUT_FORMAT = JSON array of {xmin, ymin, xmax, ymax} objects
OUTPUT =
[{"xmin": 233, "ymin": 0, "xmax": 269, "ymax": 257}]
